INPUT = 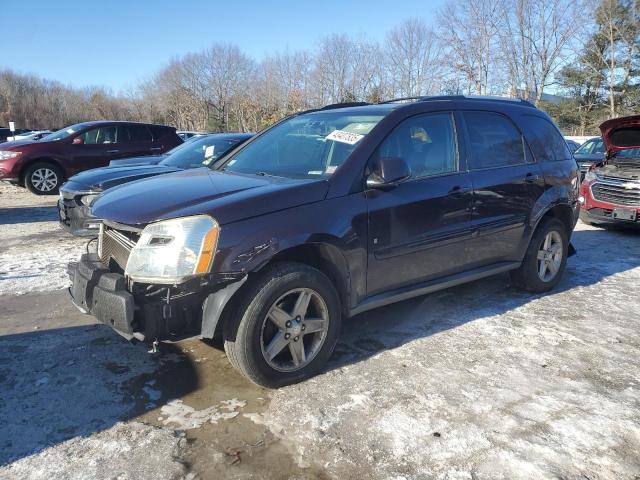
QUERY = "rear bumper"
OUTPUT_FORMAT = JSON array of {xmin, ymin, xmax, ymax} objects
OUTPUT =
[
  {"xmin": 58, "ymin": 199, "xmax": 101, "ymax": 237},
  {"xmin": 68, "ymin": 253, "xmax": 209, "ymax": 341}
]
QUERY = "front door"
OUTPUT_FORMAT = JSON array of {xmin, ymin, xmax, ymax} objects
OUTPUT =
[{"xmin": 366, "ymin": 112, "xmax": 474, "ymax": 296}]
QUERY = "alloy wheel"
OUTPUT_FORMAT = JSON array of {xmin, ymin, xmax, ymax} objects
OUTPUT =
[
  {"xmin": 260, "ymin": 288, "xmax": 329, "ymax": 372},
  {"xmin": 31, "ymin": 168, "xmax": 58, "ymax": 192},
  {"xmin": 536, "ymin": 230, "xmax": 563, "ymax": 282}
]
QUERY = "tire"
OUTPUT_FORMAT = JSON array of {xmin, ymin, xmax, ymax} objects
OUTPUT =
[
  {"xmin": 511, "ymin": 218, "xmax": 569, "ymax": 293},
  {"xmin": 24, "ymin": 162, "xmax": 63, "ymax": 195},
  {"xmin": 223, "ymin": 262, "xmax": 342, "ymax": 388}
]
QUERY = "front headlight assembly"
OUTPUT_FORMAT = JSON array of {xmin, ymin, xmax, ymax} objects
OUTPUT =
[
  {"xmin": 80, "ymin": 194, "xmax": 99, "ymax": 207},
  {"xmin": 0, "ymin": 151, "xmax": 21, "ymax": 160},
  {"xmin": 125, "ymin": 215, "xmax": 220, "ymax": 284}
]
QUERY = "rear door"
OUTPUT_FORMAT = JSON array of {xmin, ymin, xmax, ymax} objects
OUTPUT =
[
  {"xmin": 461, "ymin": 111, "xmax": 544, "ymax": 267},
  {"xmin": 119, "ymin": 125, "xmax": 156, "ymax": 158},
  {"xmin": 366, "ymin": 111, "xmax": 474, "ymax": 295}
]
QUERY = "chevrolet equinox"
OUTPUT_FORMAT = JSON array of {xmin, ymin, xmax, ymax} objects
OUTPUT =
[{"xmin": 68, "ymin": 96, "xmax": 580, "ymax": 387}]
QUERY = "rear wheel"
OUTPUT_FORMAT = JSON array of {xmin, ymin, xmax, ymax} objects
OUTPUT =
[
  {"xmin": 223, "ymin": 262, "xmax": 341, "ymax": 388},
  {"xmin": 24, "ymin": 162, "xmax": 63, "ymax": 195},
  {"xmin": 511, "ymin": 218, "xmax": 568, "ymax": 293}
]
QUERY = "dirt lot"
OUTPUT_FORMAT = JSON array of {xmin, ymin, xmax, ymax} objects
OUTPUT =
[{"xmin": 1, "ymin": 181, "xmax": 639, "ymax": 480}]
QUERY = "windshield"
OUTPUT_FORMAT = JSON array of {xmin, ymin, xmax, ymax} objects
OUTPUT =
[
  {"xmin": 40, "ymin": 124, "xmax": 85, "ymax": 142},
  {"xmin": 222, "ymin": 112, "xmax": 384, "ymax": 179},
  {"xmin": 160, "ymin": 135, "xmax": 242, "ymax": 169},
  {"xmin": 575, "ymin": 138, "xmax": 604, "ymax": 155},
  {"xmin": 617, "ymin": 148, "xmax": 640, "ymax": 158}
]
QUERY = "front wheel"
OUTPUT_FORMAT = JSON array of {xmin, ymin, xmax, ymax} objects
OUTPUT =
[
  {"xmin": 223, "ymin": 262, "xmax": 341, "ymax": 388},
  {"xmin": 24, "ymin": 162, "xmax": 63, "ymax": 195},
  {"xmin": 511, "ymin": 218, "xmax": 569, "ymax": 293}
]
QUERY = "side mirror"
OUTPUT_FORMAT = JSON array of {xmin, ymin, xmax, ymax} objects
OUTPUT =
[
  {"xmin": 366, "ymin": 156, "xmax": 411, "ymax": 190},
  {"xmin": 72, "ymin": 137, "xmax": 84, "ymax": 145}
]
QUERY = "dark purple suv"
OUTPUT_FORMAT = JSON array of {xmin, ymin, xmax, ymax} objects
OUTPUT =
[{"xmin": 0, "ymin": 121, "xmax": 182, "ymax": 194}]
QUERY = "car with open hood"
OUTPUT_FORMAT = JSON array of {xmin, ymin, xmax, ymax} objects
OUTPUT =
[
  {"xmin": 58, "ymin": 133, "xmax": 253, "ymax": 236},
  {"xmin": 67, "ymin": 96, "xmax": 579, "ymax": 388},
  {"xmin": 580, "ymin": 115, "xmax": 640, "ymax": 227},
  {"xmin": 0, "ymin": 121, "xmax": 182, "ymax": 194}
]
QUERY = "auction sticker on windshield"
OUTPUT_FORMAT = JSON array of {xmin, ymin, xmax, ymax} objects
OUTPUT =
[{"xmin": 326, "ymin": 130, "xmax": 364, "ymax": 145}]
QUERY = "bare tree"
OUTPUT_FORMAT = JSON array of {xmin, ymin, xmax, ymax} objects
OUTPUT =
[
  {"xmin": 385, "ymin": 18, "xmax": 442, "ymax": 97},
  {"xmin": 437, "ymin": 0, "xmax": 503, "ymax": 95}
]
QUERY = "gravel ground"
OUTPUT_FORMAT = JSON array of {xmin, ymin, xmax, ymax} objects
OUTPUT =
[{"xmin": 1, "ymin": 181, "xmax": 639, "ymax": 479}]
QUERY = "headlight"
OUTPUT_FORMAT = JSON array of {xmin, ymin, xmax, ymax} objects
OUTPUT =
[
  {"xmin": 584, "ymin": 170, "xmax": 598, "ymax": 182},
  {"xmin": 125, "ymin": 215, "xmax": 219, "ymax": 283},
  {"xmin": 0, "ymin": 151, "xmax": 21, "ymax": 160},
  {"xmin": 80, "ymin": 194, "xmax": 99, "ymax": 207}
]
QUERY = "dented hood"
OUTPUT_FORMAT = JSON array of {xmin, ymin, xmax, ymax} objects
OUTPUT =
[{"xmin": 599, "ymin": 115, "xmax": 640, "ymax": 158}]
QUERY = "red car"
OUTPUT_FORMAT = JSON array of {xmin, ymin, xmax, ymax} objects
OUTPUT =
[
  {"xmin": 580, "ymin": 115, "xmax": 640, "ymax": 227},
  {"xmin": 0, "ymin": 121, "xmax": 182, "ymax": 194}
]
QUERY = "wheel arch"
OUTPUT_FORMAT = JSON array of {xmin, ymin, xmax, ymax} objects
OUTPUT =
[
  {"xmin": 19, "ymin": 157, "xmax": 65, "ymax": 185},
  {"xmin": 211, "ymin": 242, "xmax": 352, "ymax": 340}
]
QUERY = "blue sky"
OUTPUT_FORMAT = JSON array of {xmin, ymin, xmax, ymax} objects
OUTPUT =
[{"xmin": 2, "ymin": 0, "xmax": 446, "ymax": 93}]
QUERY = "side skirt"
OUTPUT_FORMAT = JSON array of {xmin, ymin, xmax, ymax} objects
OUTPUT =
[{"xmin": 350, "ymin": 261, "xmax": 521, "ymax": 317}]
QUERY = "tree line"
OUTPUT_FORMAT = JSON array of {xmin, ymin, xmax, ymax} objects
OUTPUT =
[{"xmin": 0, "ymin": 0, "xmax": 637, "ymax": 136}]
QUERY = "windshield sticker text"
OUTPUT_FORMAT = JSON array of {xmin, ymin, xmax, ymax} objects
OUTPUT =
[{"xmin": 326, "ymin": 130, "xmax": 364, "ymax": 145}]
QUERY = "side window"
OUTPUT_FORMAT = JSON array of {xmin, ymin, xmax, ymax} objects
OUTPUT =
[
  {"xmin": 377, "ymin": 112, "xmax": 458, "ymax": 179},
  {"xmin": 463, "ymin": 112, "xmax": 525, "ymax": 169},
  {"xmin": 82, "ymin": 126, "xmax": 118, "ymax": 144},
  {"xmin": 592, "ymin": 139, "xmax": 605, "ymax": 154},
  {"xmin": 127, "ymin": 125, "xmax": 153, "ymax": 142},
  {"xmin": 523, "ymin": 115, "xmax": 571, "ymax": 162}
]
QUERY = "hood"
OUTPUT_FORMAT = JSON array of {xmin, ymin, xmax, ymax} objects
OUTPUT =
[
  {"xmin": 63, "ymin": 164, "xmax": 182, "ymax": 192},
  {"xmin": 600, "ymin": 115, "xmax": 640, "ymax": 157},
  {"xmin": 92, "ymin": 168, "xmax": 329, "ymax": 226},
  {"xmin": 109, "ymin": 155, "xmax": 166, "ymax": 167},
  {"xmin": 0, "ymin": 139, "xmax": 38, "ymax": 149},
  {"xmin": 573, "ymin": 153, "xmax": 604, "ymax": 163}
]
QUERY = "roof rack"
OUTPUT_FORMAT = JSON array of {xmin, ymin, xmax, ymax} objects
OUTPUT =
[
  {"xmin": 379, "ymin": 95, "xmax": 536, "ymax": 108},
  {"xmin": 295, "ymin": 101, "xmax": 371, "ymax": 116}
]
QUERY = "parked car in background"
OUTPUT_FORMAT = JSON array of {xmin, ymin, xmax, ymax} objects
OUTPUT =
[
  {"xmin": 10, "ymin": 130, "xmax": 53, "ymax": 142},
  {"xmin": 580, "ymin": 115, "xmax": 640, "ymax": 228},
  {"xmin": 0, "ymin": 121, "xmax": 182, "ymax": 194},
  {"xmin": 58, "ymin": 133, "xmax": 253, "ymax": 236},
  {"xmin": 68, "ymin": 96, "xmax": 579, "ymax": 387},
  {"xmin": 177, "ymin": 131, "xmax": 207, "ymax": 141},
  {"xmin": 565, "ymin": 139, "xmax": 581, "ymax": 153},
  {"xmin": 108, "ymin": 133, "xmax": 206, "ymax": 167},
  {"xmin": 573, "ymin": 136, "xmax": 605, "ymax": 180},
  {"xmin": 0, "ymin": 128, "xmax": 30, "ymax": 143}
]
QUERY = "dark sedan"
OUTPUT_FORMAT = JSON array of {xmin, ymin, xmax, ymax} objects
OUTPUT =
[
  {"xmin": 58, "ymin": 133, "xmax": 253, "ymax": 236},
  {"xmin": 573, "ymin": 136, "xmax": 605, "ymax": 181}
]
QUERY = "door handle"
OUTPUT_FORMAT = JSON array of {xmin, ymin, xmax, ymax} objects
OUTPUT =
[
  {"xmin": 106, "ymin": 149, "xmax": 120, "ymax": 154},
  {"xmin": 525, "ymin": 172, "xmax": 540, "ymax": 183}
]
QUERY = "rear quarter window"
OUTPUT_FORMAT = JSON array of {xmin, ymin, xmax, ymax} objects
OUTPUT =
[
  {"xmin": 149, "ymin": 125, "xmax": 173, "ymax": 141},
  {"xmin": 522, "ymin": 115, "xmax": 571, "ymax": 162}
]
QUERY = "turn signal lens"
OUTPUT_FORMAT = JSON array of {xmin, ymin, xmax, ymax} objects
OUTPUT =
[{"xmin": 195, "ymin": 227, "xmax": 219, "ymax": 274}]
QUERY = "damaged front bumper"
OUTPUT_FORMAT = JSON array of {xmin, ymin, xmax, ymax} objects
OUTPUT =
[
  {"xmin": 58, "ymin": 198, "xmax": 102, "ymax": 237},
  {"xmin": 68, "ymin": 253, "xmax": 246, "ymax": 342}
]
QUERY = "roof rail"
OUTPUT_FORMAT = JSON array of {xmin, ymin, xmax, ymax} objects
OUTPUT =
[
  {"xmin": 378, "ymin": 95, "xmax": 536, "ymax": 108},
  {"xmin": 319, "ymin": 102, "xmax": 370, "ymax": 110},
  {"xmin": 295, "ymin": 101, "xmax": 371, "ymax": 116}
]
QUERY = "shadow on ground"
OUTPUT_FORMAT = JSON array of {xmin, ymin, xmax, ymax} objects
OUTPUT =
[
  {"xmin": 329, "ymin": 226, "xmax": 640, "ymax": 370},
  {"xmin": 0, "ymin": 206, "xmax": 58, "ymax": 225},
  {"xmin": 0, "ymin": 324, "xmax": 198, "ymax": 465}
]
